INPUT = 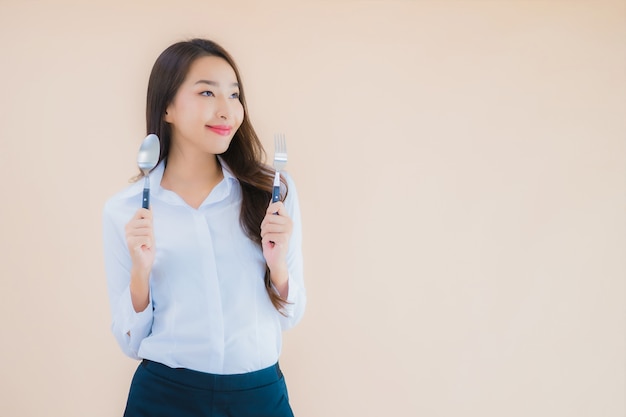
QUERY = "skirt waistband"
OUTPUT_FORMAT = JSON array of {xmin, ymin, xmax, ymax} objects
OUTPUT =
[{"xmin": 140, "ymin": 360, "xmax": 283, "ymax": 392}]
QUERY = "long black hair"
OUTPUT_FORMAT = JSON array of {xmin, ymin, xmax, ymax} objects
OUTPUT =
[{"xmin": 143, "ymin": 39, "xmax": 288, "ymax": 311}]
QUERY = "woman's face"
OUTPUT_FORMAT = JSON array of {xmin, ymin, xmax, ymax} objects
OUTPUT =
[{"xmin": 164, "ymin": 55, "xmax": 244, "ymax": 156}]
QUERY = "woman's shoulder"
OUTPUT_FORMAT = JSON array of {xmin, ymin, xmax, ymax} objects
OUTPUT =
[
  {"xmin": 281, "ymin": 170, "xmax": 297, "ymax": 186},
  {"xmin": 103, "ymin": 180, "xmax": 143, "ymax": 218},
  {"xmin": 280, "ymin": 171, "xmax": 301, "ymax": 213}
]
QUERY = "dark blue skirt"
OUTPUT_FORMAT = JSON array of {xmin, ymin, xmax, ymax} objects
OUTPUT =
[{"xmin": 123, "ymin": 360, "xmax": 294, "ymax": 417}]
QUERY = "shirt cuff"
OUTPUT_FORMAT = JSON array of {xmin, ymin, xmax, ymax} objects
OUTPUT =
[
  {"xmin": 118, "ymin": 286, "xmax": 153, "ymax": 355},
  {"xmin": 271, "ymin": 275, "xmax": 300, "ymax": 318}
]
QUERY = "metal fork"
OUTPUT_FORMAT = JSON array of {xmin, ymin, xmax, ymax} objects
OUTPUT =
[{"xmin": 272, "ymin": 133, "xmax": 288, "ymax": 203}]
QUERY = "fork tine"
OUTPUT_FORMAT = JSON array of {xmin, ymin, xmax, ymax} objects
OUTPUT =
[
  {"xmin": 274, "ymin": 133, "xmax": 279, "ymax": 155},
  {"xmin": 282, "ymin": 134, "xmax": 287, "ymax": 154},
  {"xmin": 275, "ymin": 133, "xmax": 284, "ymax": 154},
  {"xmin": 274, "ymin": 133, "xmax": 287, "ymax": 160},
  {"xmin": 272, "ymin": 133, "xmax": 287, "ymax": 204}
]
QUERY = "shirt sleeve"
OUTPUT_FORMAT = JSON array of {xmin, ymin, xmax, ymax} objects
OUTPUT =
[
  {"xmin": 102, "ymin": 201, "xmax": 153, "ymax": 359},
  {"xmin": 277, "ymin": 173, "xmax": 307, "ymax": 330}
]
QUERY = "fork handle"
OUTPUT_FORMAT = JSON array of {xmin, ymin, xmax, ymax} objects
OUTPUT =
[{"xmin": 272, "ymin": 171, "xmax": 281, "ymax": 203}]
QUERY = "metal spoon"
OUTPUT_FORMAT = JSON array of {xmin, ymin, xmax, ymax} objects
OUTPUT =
[{"xmin": 137, "ymin": 133, "xmax": 160, "ymax": 209}]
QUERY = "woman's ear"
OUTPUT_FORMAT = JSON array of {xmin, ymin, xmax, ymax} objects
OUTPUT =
[{"xmin": 164, "ymin": 108, "xmax": 171, "ymax": 123}]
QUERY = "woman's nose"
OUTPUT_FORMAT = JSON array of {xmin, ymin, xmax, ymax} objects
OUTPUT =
[{"xmin": 215, "ymin": 97, "xmax": 231, "ymax": 120}]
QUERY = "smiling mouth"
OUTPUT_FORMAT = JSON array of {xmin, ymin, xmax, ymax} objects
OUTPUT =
[{"xmin": 207, "ymin": 125, "xmax": 232, "ymax": 136}]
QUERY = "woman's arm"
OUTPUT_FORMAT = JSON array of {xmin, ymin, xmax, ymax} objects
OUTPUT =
[
  {"xmin": 260, "ymin": 174, "xmax": 306, "ymax": 329},
  {"xmin": 103, "ymin": 202, "xmax": 155, "ymax": 358}
]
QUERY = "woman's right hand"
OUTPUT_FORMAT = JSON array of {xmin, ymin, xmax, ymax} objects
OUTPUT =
[
  {"xmin": 125, "ymin": 208, "xmax": 156, "ymax": 273},
  {"xmin": 125, "ymin": 208, "xmax": 155, "ymax": 312}
]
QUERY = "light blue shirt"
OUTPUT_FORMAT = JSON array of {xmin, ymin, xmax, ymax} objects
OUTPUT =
[{"xmin": 102, "ymin": 159, "xmax": 305, "ymax": 374}]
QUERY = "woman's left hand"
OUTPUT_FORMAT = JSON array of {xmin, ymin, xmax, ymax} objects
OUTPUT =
[{"xmin": 260, "ymin": 201, "xmax": 293, "ymax": 286}]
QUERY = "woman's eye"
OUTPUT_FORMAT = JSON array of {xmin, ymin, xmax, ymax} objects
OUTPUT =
[
  {"xmin": 200, "ymin": 91, "xmax": 214, "ymax": 97},
  {"xmin": 230, "ymin": 92, "xmax": 240, "ymax": 99}
]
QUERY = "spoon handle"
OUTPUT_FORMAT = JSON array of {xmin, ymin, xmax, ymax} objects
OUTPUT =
[
  {"xmin": 142, "ymin": 176, "xmax": 150, "ymax": 209},
  {"xmin": 142, "ymin": 188, "xmax": 150, "ymax": 209}
]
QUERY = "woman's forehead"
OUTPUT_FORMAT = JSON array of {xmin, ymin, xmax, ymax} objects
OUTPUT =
[{"xmin": 185, "ymin": 56, "xmax": 238, "ymax": 84}]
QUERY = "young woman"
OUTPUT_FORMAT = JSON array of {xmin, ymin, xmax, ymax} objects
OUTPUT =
[{"xmin": 103, "ymin": 38, "xmax": 305, "ymax": 417}]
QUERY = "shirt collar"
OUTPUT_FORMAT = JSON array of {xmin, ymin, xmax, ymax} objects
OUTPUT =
[
  {"xmin": 217, "ymin": 156, "xmax": 237, "ymax": 183},
  {"xmin": 148, "ymin": 156, "xmax": 237, "ymax": 206}
]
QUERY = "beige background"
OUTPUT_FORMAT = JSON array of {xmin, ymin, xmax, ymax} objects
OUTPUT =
[{"xmin": 1, "ymin": 0, "xmax": 624, "ymax": 416}]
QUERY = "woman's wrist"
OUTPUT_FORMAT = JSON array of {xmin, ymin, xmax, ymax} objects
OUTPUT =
[
  {"xmin": 269, "ymin": 265, "xmax": 289, "ymax": 299},
  {"xmin": 129, "ymin": 268, "xmax": 151, "ymax": 312}
]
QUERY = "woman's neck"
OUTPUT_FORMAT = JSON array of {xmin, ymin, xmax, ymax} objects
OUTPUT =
[{"xmin": 160, "ymin": 150, "xmax": 224, "ymax": 209}]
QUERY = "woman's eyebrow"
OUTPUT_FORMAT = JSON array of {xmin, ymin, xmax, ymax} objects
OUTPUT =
[{"xmin": 194, "ymin": 80, "xmax": 239, "ymax": 87}]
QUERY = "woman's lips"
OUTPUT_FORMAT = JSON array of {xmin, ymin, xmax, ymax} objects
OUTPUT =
[{"xmin": 207, "ymin": 125, "xmax": 232, "ymax": 136}]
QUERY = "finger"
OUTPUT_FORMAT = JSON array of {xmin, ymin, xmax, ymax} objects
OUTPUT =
[
  {"xmin": 260, "ymin": 223, "xmax": 289, "ymax": 237},
  {"xmin": 266, "ymin": 201, "xmax": 286, "ymax": 216},
  {"xmin": 262, "ymin": 208, "xmax": 292, "ymax": 224},
  {"xmin": 261, "ymin": 214, "xmax": 288, "ymax": 229},
  {"xmin": 127, "ymin": 218, "xmax": 153, "ymax": 229},
  {"xmin": 127, "ymin": 231, "xmax": 153, "ymax": 243},
  {"xmin": 261, "ymin": 228, "xmax": 292, "ymax": 246},
  {"xmin": 260, "ymin": 220, "xmax": 293, "ymax": 239},
  {"xmin": 128, "ymin": 236, "xmax": 153, "ymax": 251},
  {"xmin": 138, "ymin": 208, "xmax": 152, "ymax": 219},
  {"xmin": 131, "ymin": 208, "xmax": 153, "ymax": 221},
  {"xmin": 131, "ymin": 220, "xmax": 154, "ymax": 230},
  {"xmin": 128, "ymin": 231, "xmax": 153, "ymax": 241},
  {"xmin": 262, "ymin": 234, "xmax": 289, "ymax": 249},
  {"xmin": 125, "ymin": 221, "xmax": 153, "ymax": 236}
]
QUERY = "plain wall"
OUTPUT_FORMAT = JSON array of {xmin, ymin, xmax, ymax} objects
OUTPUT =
[{"xmin": 1, "ymin": 0, "xmax": 624, "ymax": 416}]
